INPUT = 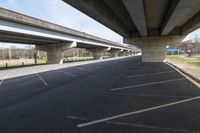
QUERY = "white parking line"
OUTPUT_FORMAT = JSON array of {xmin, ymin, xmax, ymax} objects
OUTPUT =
[
  {"xmin": 66, "ymin": 115, "xmax": 195, "ymax": 133},
  {"xmin": 165, "ymin": 62, "xmax": 200, "ymax": 88},
  {"xmin": 66, "ymin": 115, "xmax": 89, "ymax": 121},
  {"xmin": 75, "ymin": 67, "xmax": 93, "ymax": 72},
  {"xmin": 58, "ymin": 70, "xmax": 76, "ymax": 77},
  {"xmin": 33, "ymin": 70, "xmax": 48, "ymax": 86},
  {"xmin": 99, "ymin": 92, "xmax": 191, "ymax": 98},
  {"xmin": 0, "ymin": 74, "xmax": 8, "ymax": 85},
  {"xmin": 132, "ymin": 65, "xmax": 163, "ymax": 70},
  {"xmin": 77, "ymin": 95, "xmax": 200, "ymax": 128},
  {"xmin": 131, "ymin": 67, "xmax": 169, "ymax": 72},
  {"xmin": 104, "ymin": 121, "xmax": 194, "ymax": 133},
  {"xmin": 111, "ymin": 78, "xmax": 186, "ymax": 91},
  {"xmin": 125, "ymin": 70, "xmax": 176, "ymax": 78}
]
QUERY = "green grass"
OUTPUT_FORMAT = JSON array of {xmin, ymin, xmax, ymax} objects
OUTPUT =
[
  {"xmin": 36, "ymin": 59, "xmax": 47, "ymax": 64},
  {"xmin": 167, "ymin": 55, "xmax": 200, "ymax": 67},
  {"xmin": 188, "ymin": 62, "xmax": 200, "ymax": 67},
  {"xmin": 167, "ymin": 56, "xmax": 186, "ymax": 62},
  {"xmin": 0, "ymin": 59, "xmax": 47, "ymax": 69},
  {"xmin": 64, "ymin": 57, "xmax": 93, "ymax": 62},
  {"xmin": 0, "ymin": 57, "xmax": 93, "ymax": 69}
]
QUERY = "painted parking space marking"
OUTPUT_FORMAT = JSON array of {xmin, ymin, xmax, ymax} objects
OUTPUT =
[
  {"xmin": 111, "ymin": 78, "xmax": 186, "ymax": 91},
  {"xmin": 130, "ymin": 67, "xmax": 170, "ymax": 72},
  {"xmin": 131, "ymin": 66, "xmax": 164, "ymax": 70},
  {"xmin": 0, "ymin": 74, "xmax": 8, "ymax": 86},
  {"xmin": 66, "ymin": 115, "xmax": 195, "ymax": 133},
  {"xmin": 58, "ymin": 69, "xmax": 76, "ymax": 77},
  {"xmin": 77, "ymin": 95, "xmax": 200, "ymax": 128},
  {"xmin": 165, "ymin": 62, "xmax": 200, "ymax": 88},
  {"xmin": 99, "ymin": 92, "xmax": 191, "ymax": 99},
  {"xmin": 125, "ymin": 70, "xmax": 176, "ymax": 78},
  {"xmin": 33, "ymin": 70, "xmax": 48, "ymax": 86},
  {"xmin": 104, "ymin": 121, "xmax": 195, "ymax": 133}
]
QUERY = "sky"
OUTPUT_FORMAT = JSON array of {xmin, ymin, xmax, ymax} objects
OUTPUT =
[
  {"xmin": 0, "ymin": 0, "xmax": 199, "ymax": 48},
  {"xmin": 0, "ymin": 0, "xmax": 123, "ymax": 48}
]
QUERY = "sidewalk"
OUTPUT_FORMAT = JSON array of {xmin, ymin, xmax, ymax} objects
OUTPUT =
[{"xmin": 166, "ymin": 59, "xmax": 200, "ymax": 83}]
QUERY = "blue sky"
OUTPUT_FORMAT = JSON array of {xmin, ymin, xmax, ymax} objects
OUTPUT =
[{"xmin": 0, "ymin": 0, "xmax": 199, "ymax": 48}]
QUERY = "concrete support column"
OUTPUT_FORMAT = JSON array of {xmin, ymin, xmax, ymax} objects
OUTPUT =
[
  {"xmin": 112, "ymin": 52, "xmax": 119, "ymax": 57},
  {"xmin": 121, "ymin": 50, "xmax": 129, "ymax": 56},
  {"xmin": 36, "ymin": 42, "xmax": 76, "ymax": 64},
  {"xmin": 46, "ymin": 48, "xmax": 64, "ymax": 64},
  {"xmin": 93, "ymin": 50, "xmax": 104, "ymax": 59},
  {"xmin": 124, "ymin": 35, "xmax": 185, "ymax": 62},
  {"xmin": 121, "ymin": 52, "xmax": 126, "ymax": 56},
  {"xmin": 127, "ymin": 50, "xmax": 132, "ymax": 56},
  {"xmin": 141, "ymin": 44, "xmax": 166, "ymax": 62},
  {"xmin": 88, "ymin": 47, "xmax": 110, "ymax": 60},
  {"xmin": 130, "ymin": 51, "xmax": 135, "ymax": 56},
  {"xmin": 108, "ymin": 49, "xmax": 123, "ymax": 58}
]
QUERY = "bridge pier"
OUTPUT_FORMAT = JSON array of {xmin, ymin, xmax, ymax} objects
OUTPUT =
[
  {"xmin": 92, "ymin": 48, "xmax": 106, "ymax": 59},
  {"xmin": 111, "ymin": 52, "xmax": 119, "ymax": 58},
  {"xmin": 124, "ymin": 35, "xmax": 185, "ymax": 62},
  {"xmin": 46, "ymin": 49, "xmax": 64, "ymax": 64},
  {"xmin": 88, "ymin": 47, "xmax": 110, "ymax": 60},
  {"xmin": 36, "ymin": 42, "xmax": 76, "ymax": 64},
  {"xmin": 141, "ymin": 44, "xmax": 166, "ymax": 62},
  {"xmin": 120, "ymin": 50, "xmax": 131, "ymax": 57},
  {"xmin": 93, "ymin": 51, "xmax": 104, "ymax": 60},
  {"xmin": 108, "ymin": 49, "xmax": 123, "ymax": 58}
]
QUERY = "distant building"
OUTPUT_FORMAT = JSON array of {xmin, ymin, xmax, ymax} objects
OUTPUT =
[{"xmin": 166, "ymin": 48, "xmax": 184, "ymax": 55}]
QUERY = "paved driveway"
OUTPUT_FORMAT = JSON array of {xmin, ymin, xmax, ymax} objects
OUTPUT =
[{"xmin": 0, "ymin": 56, "xmax": 200, "ymax": 133}]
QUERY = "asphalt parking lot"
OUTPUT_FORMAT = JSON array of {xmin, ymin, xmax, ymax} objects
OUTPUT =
[{"xmin": 0, "ymin": 56, "xmax": 200, "ymax": 133}]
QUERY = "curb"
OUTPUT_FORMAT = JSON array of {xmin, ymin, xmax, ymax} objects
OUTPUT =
[{"xmin": 165, "ymin": 61, "xmax": 200, "ymax": 85}]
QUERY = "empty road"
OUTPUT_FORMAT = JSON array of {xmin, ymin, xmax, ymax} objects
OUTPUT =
[{"xmin": 0, "ymin": 56, "xmax": 200, "ymax": 133}]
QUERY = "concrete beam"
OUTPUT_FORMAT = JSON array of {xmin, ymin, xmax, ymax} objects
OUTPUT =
[
  {"xmin": 0, "ymin": 7, "xmax": 124, "ymax": 44},
  {"xmin": 124, "ymin": 35, "xmax": 186, "ymax": 47},
  {"xmin": 0, "ymin": 8, "xmax": 131, "ymax": 50},
  {"xmin": 0, "ymin": 33, "xmax": 60, "ymax": 45},
  {"xmin": 182, "ymin": 11, "xmax": 200, "ymax": 34},
  {"xmin": 0, "ymin": 18, "xmax": 128, "ymax": 49},
  {"xmin": 123, "ymin": 0, "xmax": 147, "ymax": 36},
  {"xmin": 63, "ymin": 0, "xmax": 130, "ymax": 37},
  {"xmin": 161, "ymin": 0, "xmax": 198, "ymax": 35}
]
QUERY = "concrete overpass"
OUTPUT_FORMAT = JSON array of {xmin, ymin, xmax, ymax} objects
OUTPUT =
[
  {"xmin": 0, "ymin": 8, "xmax": 135, "ymax": 64},
  {"xmin": 63, "ymin": 0, "xmax": 200, "ymax": 62}
]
